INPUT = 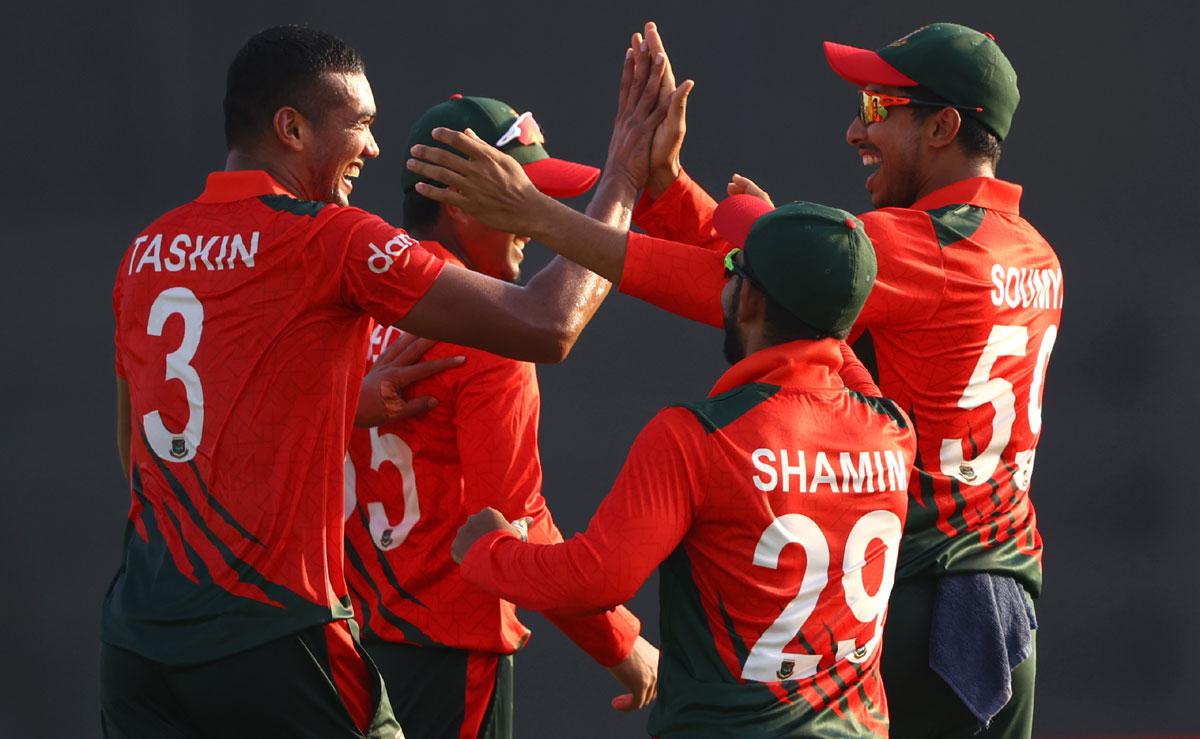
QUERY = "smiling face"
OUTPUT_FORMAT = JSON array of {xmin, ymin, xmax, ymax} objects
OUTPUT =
[
  {"xmin": 453, "ymin": 211, "xmax": 529, "ymax": 283},
  {"xmin": 304, "ymin": 72, "xmax": 380, "ymax": 206},
  {"xmin": 845, "ymin": 84, "xmax": 929, "ymax": 209}
]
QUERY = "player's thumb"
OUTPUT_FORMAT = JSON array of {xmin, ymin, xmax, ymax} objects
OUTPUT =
[{"xmin": 611, "ymin": 693, "xmax": 635, "ymax": 712}]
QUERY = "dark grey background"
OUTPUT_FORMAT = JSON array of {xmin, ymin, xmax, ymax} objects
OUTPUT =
[{"xmin": 3, "ymin": 0, "xmax": 1196, "ymax": 736}]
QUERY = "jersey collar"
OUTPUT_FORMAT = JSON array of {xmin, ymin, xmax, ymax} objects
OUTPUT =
[
  {"xmin": 909, "ymin": 177, "xmax": 1022, "ymax": 215},
  {"xmin": 709, "ymin": 339, "xmax": 845, "ymax": 397},
  {"xmin": 195, "ymin": 170, "xmax": 296, "ymax": 204}
]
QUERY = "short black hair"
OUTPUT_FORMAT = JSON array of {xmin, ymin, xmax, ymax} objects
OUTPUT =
[
  {"xmin": 908, "ymin": 88, "xmax": 1003, "ymax": 168},
  {"xmin": 760, "ymin": 285, "xmax": 851, "ymax": 343},
  {"xmin": 401, "ymin": 190, "xmax": 442, "ymax": 231},
  {"xmin": 224, "ymin": 25, "xmax": 365, "ymax": 150}
]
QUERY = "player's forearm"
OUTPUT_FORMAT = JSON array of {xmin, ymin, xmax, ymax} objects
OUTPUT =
[
  {"xmin": 461, "ymin": 530, "xmax": 644, "ymax": 613},
  {"xmin": 524, "ymin": 175, "xmax": 635, "ymax": 285},
  {"xmin": 544, "ymin": 605, "xmax": 642, "ymax": 668}
]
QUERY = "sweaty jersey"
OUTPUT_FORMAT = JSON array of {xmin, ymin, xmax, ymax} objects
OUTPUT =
[
  {"xmin": 343, "ymin": 243, "xmax": 639, "ymax": 667},
  {"xmin": 106, "ymin": 170, "xmax": 444, "ymax": 664},
  {"xmin": 625, "ymin": 171, "xmax": 1063, "ymax": 596},
  {"xmin": 461, "ymin": 341, "xmax": 916, "ymax": 737}
]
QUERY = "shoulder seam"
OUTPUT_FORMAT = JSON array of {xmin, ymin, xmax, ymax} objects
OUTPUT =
[
  {"xmin": 845, "ymin": 389, "xmax": 909, "ymax": 429},
  {"xmin": 672, "ymin": 383, "xmax": 780, "ymax": 434}
]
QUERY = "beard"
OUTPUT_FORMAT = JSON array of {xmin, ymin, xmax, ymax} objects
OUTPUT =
[{"xmin": 724, "ymin": 279, "xmax": 744, "ymax": 364}]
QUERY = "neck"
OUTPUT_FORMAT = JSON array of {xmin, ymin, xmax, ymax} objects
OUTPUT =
[
  {"xmin": 408, "ymin": 218, "xmax": 472, "ymax": 269},
  {"xmin": 225, "ymin": 149, "xmax": 310, "ymax": 200},
  {"xmin": 911, "ymin": 155, "xmax": 995, "ymax": 204}
]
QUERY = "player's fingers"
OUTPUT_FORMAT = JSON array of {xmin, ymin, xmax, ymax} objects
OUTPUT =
[
  {"xmin": 372, "ymin": 332, "xmax": 416, "ymax": 366},
  {"xmin": 413, "ymin": 182, "xmax": 468, "ymax": 208},
  {"xmin": 615, "ymin": 48, "xmax": 635, "ymax": 115},
  {"xmin": 406, "ymin": 157, "xmax": 470, "ymax": 192},
  {"xmin": 392, "ymin": 336, "xmax": 436, "ymax": 365},
  {"xmin": 428, "ymin": 127, "xmax": 494, "ymax": 161},
  {"xmin": 386, "ymin": 395, "xmax": 438, "ymax": 422},
  {"xmin": 409, "ymin": 143, "xmax": 473, "ymax": 172},
  {"xmin": 644, "ymin": 21, "xmax": 676, "ymax": 104},
  {"xmin": 389, "ymin": 354, "xmax": 465, "ymax": 385},
  {"xmin": 633, "ymin": 54, "xmax": 667, "ymax": 118},
  {"xmin": 610, "ymin": 693, "xmax": 634, "ymax": 712}
]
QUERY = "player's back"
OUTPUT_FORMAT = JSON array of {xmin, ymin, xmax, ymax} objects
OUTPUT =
[
  {"xmin": 106, "ymin": 171, "xmax": 441, "ymax": 664},
  {"xmin": 344, "ymin": 319, "xmax": 542, "ymax": 653},
  {"xmin": 649, "ymin": 340, "xmax": 916, "ymax": 738},
  {"xmin": 858, "ymin": 178, "xmax": 1062, "ymax": 594}
]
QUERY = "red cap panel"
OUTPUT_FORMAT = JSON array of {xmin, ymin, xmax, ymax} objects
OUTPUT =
[
  {"xmin": 713, "ymin": 195, "xmax": 774, "ymax": 248},
  {"xmin": 522, "ymin": 157, "xmax": 600, "ymax": 199},
  {"xmin": 822, "ymin": 41, "xmax": 918, "ymax": 87}
]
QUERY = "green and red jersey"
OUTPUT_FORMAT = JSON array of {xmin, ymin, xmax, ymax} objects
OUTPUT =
[
  {"xmin": 106, "ymin": 170, "xmax": 444, "ymax": 664},
  {"xmin": 461, "ymin": 341, "xmax": 916, "ymax": 737},
  {"xmin": 625, "ymin": 171, "xmax": 1063, "ymax": 596},
  {"xmin": 343, "ymin": 242, "xmax": 639, "ymax": 668}
]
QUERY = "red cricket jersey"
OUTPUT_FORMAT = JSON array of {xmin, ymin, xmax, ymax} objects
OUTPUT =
[
  {"xmin": 105, "ymin": 170, "xmax": 444, "ymax": 664},
  {"xmin": 343, "ymin": 242, "xmax": 639, "ymax": 667},
  {"xmin": 461, "ymin": 341, "xmax": 916, "ymax": 737},
  {"xmin": 624, "ymin": 171, "xmax": 1063, "ymax": 596}
]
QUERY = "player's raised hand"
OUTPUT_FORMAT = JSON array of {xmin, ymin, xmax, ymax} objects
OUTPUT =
[
  {"xmin": 608, "ymin": 635, "xmax": 659, "ymax": 712},
  {"xmin": 644, "ymin": 22, "xmax": 695, "ymax": 198},
  {"xmin": 727, "ymin": 173, "xmax": 776, "ymax": 207},
  {"xmin": 600, "ymin": 31, "xmax": 671, "ymax": 195},
  {"xmin": 451, "ymin": 507, "xmax": 524, "ymax": 564},
  {"xmin": 354, "ymin": 333, "xmax": 465, "ymax": 428},
  {"xmin": 408, "ymin": 127, "xmax": 549, "ymax": 237}
]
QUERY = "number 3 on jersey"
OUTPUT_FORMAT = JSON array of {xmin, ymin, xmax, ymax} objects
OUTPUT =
[
  {"xmin": 143, "ymin": 287, "xmax": 204, "ymax": 462},
  {"xmin": 742, "ymin": 510, "xmax": 902, "ymax": 682}
]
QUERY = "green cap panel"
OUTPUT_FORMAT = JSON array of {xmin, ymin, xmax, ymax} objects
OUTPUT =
[
  {"xmin": 878, "ymin": 23, "xmax": 1019, "ymax": 140},
  {"xmin": 400, "ymin": 95, "xmax": 549, "ymax": 192},
  {"xmin": 741, "ymin": 202, "xmax": 877, "ymax": 336}
]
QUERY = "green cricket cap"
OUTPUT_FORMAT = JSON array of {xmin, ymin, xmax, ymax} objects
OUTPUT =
[
  {"xmin": 713, "ymin": 195, "xmax": 878, "ymax": 336},
  {"xmin": 824, "ymin": 23, "xmax": 1019, "ymax": 140},
  {"xmin": 400, "ymin": 94, "xmax": 600, "ymax": 197}
]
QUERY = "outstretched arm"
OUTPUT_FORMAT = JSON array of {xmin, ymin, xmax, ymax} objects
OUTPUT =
[{"xmin": 396, "ymin": 36, "xmax": 669, "ymax": 362}]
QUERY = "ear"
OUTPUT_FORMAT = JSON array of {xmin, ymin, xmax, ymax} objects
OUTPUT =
[
  {"xmin": 926, "ymin": 107, "xmax": 962, "ymax": 150},
  {"xmin": 443, "ymin": 203, "xmax": 471, "ymax": 225},
  {"xmin": 271, "ymin": 107, "xmax": 308, "ymax": 153},
  {"xmin": 737, "ymin": 279, "xmax": 767, "ymax": 325}
]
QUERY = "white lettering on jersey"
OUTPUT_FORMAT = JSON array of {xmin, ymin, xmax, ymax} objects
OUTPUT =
[
  {"xmin": 367, "ymin": 233, "xmax": 419, "ymax": 275},
  {"xmin": 133, "ymin": 232, "xmax": 260, "ymax": 274},
  {"xmin": 752, "ymin": 449, "xmax": 907, "ymax": 494},
  {"xmin": 990, "ymin": 264, "xmax": 1063, "ymax": 310}
]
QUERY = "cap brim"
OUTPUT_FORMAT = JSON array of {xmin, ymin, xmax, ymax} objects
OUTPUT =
[
  {"xmin": 522, "ymin": 157, "xmax": 600, "ymax": 199},
  {"xmin": 713, "ymin": 195, "xmax": 775, "ymax": 248},
  {"xmin": 823, "ymin": 41, "xmax": 918, "ymax": 88}
]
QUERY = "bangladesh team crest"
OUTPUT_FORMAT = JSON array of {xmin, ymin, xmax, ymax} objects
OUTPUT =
[
  {"xmin": 776, "ymin": 660, "xmax": 795, "ymax": 680},
  {"xmin": 170, "ymin": 437, "xmax": 188, "ymax": 459}
]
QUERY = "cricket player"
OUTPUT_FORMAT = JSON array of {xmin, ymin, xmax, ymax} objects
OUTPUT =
[
  {"xmin": 451, "ymin": 199, "xmax": 917, "ymax": 737},
  {"xmin": 102, "ymin": 25, "xmax": 667, "ymax": 737},
  {"xmin": 344, "ymin": 94, "xmax": 656, "ymax": 739},
  {"xmin": 409, "ymin": 21, "xmax": 1061, "ymax": 738}
]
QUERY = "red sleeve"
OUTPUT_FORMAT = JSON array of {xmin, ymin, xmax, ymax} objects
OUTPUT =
[
  {"xmin": 453, "ymin": 356, "xmax": 640, "ymax": 666},
  {"xmin": 837, "ymin": 341, "xmax": 880, "ymax": 395},
  {"xmin": 632, "ymin": 170, "xmax": 726, "ymax": 252},
  {"xmin": 326, "ymin": 209, "xmax": 446, "ymax": 326},
  {"xmin": 854, "ymin": 210, "xmax": 947, "ymax": 331},
  {"xmin": 460, "ymin": 407, "xmax": 707, "ymax": 614},
  {"xmin": 619, "ymin": 232, "xmax": 727, "ymax": 329}
]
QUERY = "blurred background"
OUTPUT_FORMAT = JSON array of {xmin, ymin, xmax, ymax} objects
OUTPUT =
[{"xmin": 3, "ymin": 0, "xmax": 1196, "ymax": 735}]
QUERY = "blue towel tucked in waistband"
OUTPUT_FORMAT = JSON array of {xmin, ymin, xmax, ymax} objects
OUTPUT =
[{"xmin": 928, "ymin": 573, "xmax": 1036, "ymax": 730}]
